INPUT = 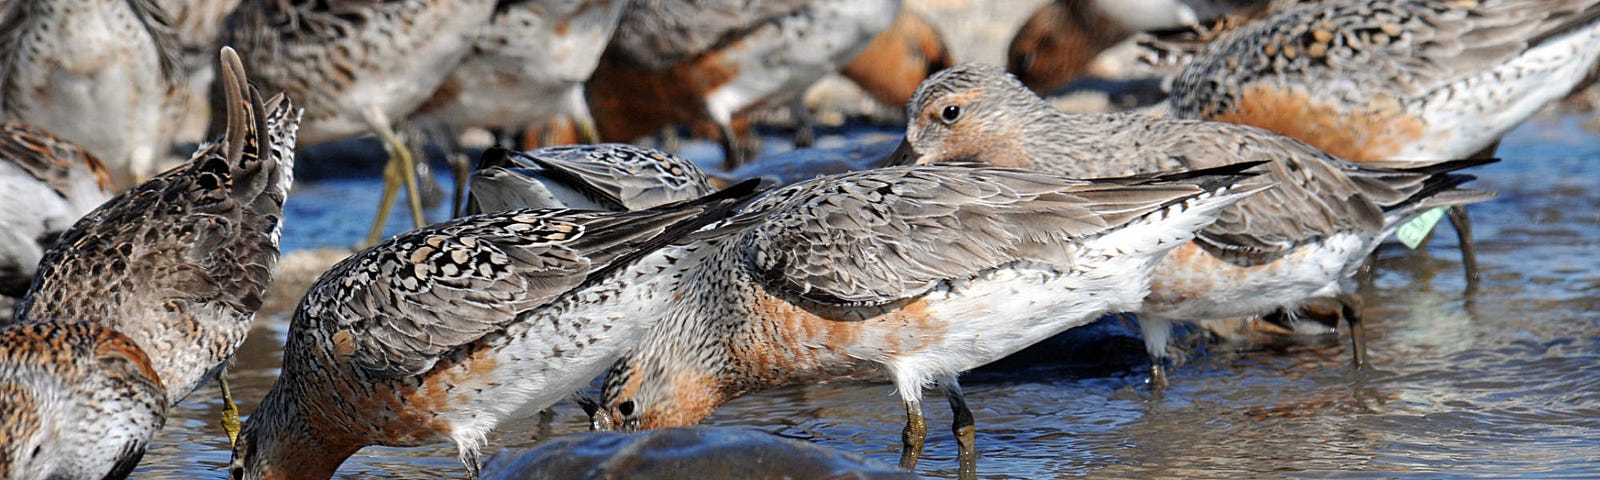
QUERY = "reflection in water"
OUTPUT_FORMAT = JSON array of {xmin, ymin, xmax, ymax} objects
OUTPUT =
[{"xmin": 136, "ymin": 116, "xmax": 1600, "ymax": 478}]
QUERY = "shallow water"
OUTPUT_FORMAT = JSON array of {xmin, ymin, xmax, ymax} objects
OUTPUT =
[{"xmin": 136, "ymin": 115, "xmax": 1600, "ymax": 478}]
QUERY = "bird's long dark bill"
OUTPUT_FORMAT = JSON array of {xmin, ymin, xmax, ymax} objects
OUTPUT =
[{"xmin": 881, "ymin": 138, "xmax": 920, "ymax": 167}]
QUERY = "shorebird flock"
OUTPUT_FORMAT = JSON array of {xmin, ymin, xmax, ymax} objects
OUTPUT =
[{"xmin": 1, "ymin": 0, "xmax": 1597, "ymax": 478}]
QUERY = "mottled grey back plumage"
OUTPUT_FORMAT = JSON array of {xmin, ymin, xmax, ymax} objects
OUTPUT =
[
  {"xmin": 1172, "ymin": 0, "xmax": 1600, "ymax": 118},
  {"xmin": 735, "ymin": 164, "xmax": 1262, "ymax": 307},
  {"xmin": 13, "ymin": 48, "xmax": 300, "ymax": 404},
  {"xmin": 470, "ymin": 144, "xmax": 714, "ymax": 214},
  {"xmin": 294, "ymin": 179, "xmax": 760, "ymax": 378},
  {"xmin": 0, "ymin": 123, "xmax": 113, "ymax": 201}
]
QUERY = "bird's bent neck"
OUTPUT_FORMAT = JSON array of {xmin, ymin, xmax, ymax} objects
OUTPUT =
[{"xmin": 237, "ymin": 387, "xmax": 364, "ymax": 480}]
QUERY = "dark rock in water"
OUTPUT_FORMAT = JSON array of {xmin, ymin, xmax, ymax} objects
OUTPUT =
[{"xmin": 479, "ymin": 426, "xmax": 917, "ymax": 480}]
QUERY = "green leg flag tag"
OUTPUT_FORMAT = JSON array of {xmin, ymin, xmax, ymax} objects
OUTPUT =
[{"xmin": 1396, "ymin": 206, "xmax": 1448, "ymax": 249}]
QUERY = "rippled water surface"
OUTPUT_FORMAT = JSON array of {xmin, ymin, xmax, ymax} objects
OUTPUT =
[{"xmin": 136, "ymin": 116, "xmax": 1600, "ymax": 478}]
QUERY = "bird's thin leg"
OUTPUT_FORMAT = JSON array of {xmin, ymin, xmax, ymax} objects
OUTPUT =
[
  {"xmin": 659, "ymin": 126, "xmax": 680, "ymax": 154},
  {"xmin": 1135, "ymin": 314, "xmax": 1172, "ymax": 390},
  {"xmin": 1340, "ymin": 292, "xmax": 1368, "ymax": 369},
  {"xmin": 899, "ymin": 396, "xmax": 927, "ymax": 470},
  {"xmin": 941, "ymin": 376, "xmax": 977, "ymax": 480},
  {"xmin": 716, "ymin": 119, "xmax": 745, "ymax": 170},
  {"xmin": 791, "ymin": 98, "xmax": 815, "ymax": 148},
  {"xmin": 1355, "ymin": 252, "xmax": 1378, "ymax": 289},
  {"xmin": 449, "ymin": 151, "xmax": 470, "ymax": 218},
  {"xmin": 361, "ymin": 106, "xmax": 426, "ymax": 246},
  {"xmin": 380, "ymin": 112, "xmax": 427, "ymax": 229},
  {"xmin": 566, "ymin": 86, "xmax": 602, "ymax": 145},
  {"xmin": 438, "ymin": 124, "xmax": 471, "ymax": 218},
  {"xmin": 1447, "ymin": 205, "xmax": 1479, "ymax": 294},
  {"xmin": 218, "ymin": 370, "xmax": 241, "ymax": 446},
  {"xmin": 1149, "ymin": 358, "xmax": 1169, "ymax": 390},
  {"xmin": 1453, "ymin": 139, "xmax": 1498, "ymax": 294},
  {"xmin": 364, "ymin": 154, "xmax": 404, "ymax": 245}
]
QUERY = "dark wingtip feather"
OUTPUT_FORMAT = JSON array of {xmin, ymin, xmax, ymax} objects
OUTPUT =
[
  {"xmin": 477, "ymin": 146, "xmax": 517, "ymax": 171},
  {"xmin": 1392, "ymin": 173, "xmax": 1495, "ymax": 214},
  {"xmin": 1094, "ymin": 160, "xmax": 1270, "ymax": 191},
  {"xmin": 690, "ymin": 177, "xmax": 762, "ymax": 205},
  {"xmin": 1359, "ymin": 157, "xmax": 1500, "ymax": 175}
]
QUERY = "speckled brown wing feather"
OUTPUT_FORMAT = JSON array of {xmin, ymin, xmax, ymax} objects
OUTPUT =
[
  {"xmin": 0, "ymin": 122, "xmax": 114, "ymax": 197},
  {"xmin": 298, "ymin": 180, "xmax": 760, "ymax": 378},
  {"xmin": 1174, "ymin": 0, "xmax": 1600, "ymax": 116},
  {"xmin": 736, "ymin": 165, "xmax": 1245, "ymax": 307},
  {"xmin": 229, "ymin": 0, "xmax": 401, "ymax": 45},
  {"xmin": 608, "ymin": 0, "xmax": 812, "ymax": 69}
]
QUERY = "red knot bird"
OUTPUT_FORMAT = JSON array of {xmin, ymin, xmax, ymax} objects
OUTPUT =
[
  {"xmin": 0, "ymin": 0, "xmax": 188, "ymax": 189},
  {"xmin": 0, "ymin": 321, "xmax": 167, "ymax": 479},
  {"xmin": 587, "ymin": 0, "xmax": 899, "ymax": 168},
  {"xmin": 889, "ymin": 63, "xmax": 1497, "ymax": 387},
  {"xmin": 468, "ymin": 144, "xmax": 716, "ymax": 214},
  {"xmin": 593, "ymin": 163, "xmax": 1268, "ymax": 475},
  {"xmin": 227, "ymin": 180, "xmax": 760, "ymax": 479},
  {"xmin": 220, "ymin": 0, "xmax": 497, "ymax": 245},
  {"xmin": 11, "ymin": 47, "xmax": 298, "ymax": 445},
  {"xmin": 1169, "ymin": 0, "xmax": 1600, "ymax": 288},
  {"xmin": 0, "ymin": 122, "xmax": 114, "ymax": 317}
]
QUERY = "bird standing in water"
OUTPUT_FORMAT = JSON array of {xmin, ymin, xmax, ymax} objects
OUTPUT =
[
  {"xmin": 229, "ymin": 180, "xmax": 759, "ymax": 479},
  {"xmin": 890, "ymin": 63, "xmax": 1496, "ymax": 386},
  {"xmin": 596, "ymin": 164, "xmax": 1267, "ymax": 476}
]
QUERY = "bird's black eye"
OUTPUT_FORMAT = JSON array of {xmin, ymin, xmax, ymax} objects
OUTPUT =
[
  {"xmin": 618, "ymin": 400, "xmax": 635, "ymax": 417},
  {"xmin": 940, "ymin": 105, "xmax": 961, "ymax": 124}
]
